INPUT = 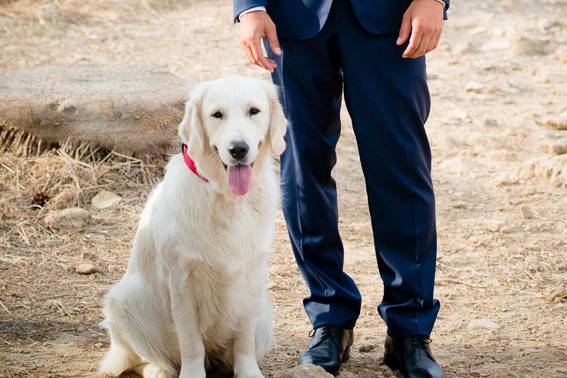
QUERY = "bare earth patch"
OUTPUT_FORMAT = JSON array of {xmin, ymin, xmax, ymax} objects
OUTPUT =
[{"xmin": 1, "ymin": 0, "xmax": 566, "ymax": 377}]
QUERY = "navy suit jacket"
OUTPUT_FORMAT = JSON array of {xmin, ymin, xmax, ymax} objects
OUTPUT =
[{"xmin": 233, "ymin": 0, "xmax": 449, "ymax": 39}]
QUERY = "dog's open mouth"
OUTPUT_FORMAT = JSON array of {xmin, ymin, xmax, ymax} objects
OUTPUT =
[{"xmin": 227, "ymin": 163, "xmax": 253, "ymax": 196}]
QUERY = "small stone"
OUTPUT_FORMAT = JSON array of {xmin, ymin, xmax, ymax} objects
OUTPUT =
[
  {"xmin": 48, "ymin": 189, "xmax": 75, "ymax": 209},
  {"xmin": 276, "ymin": 365, "xmax": 333, "ymax": 378},
  {"xmin": 91, "ymin": 191, "xmax": 122, "ymax": 209},
  {"xmin": 554, "ymin": 45, "xmax": 567, "ymax": 64},
  {"xmin": 536, "ymin": 114, "xmax": 567, "ymax": 131},
  {"xmin": 540, "ymin": 141, "xmax": 567, "ymax": 155},
  {"xmin": 94, "ymin": 342, "xmax": 104, "ymax": 349},
  {"xmin": 448, "ymin": 108, "xmax": 472, "ymax": 122},
  {"xmin": 538, "ymin": 18, "xmax": 560, "ymax": 32},
  {"xmin": 465, "ymin": 81, "xmax": 486, "ymax": 93},
  {"xmin": 514, "ymin": 34, "xmax": 549, "ymax": 56},
  {"xmin": 469, "ymin": 318, "xmax": 501, "ymax": 331},
  {"xmin": 358, "ymin": 344, "xmax": 376, "ymax": 353},
  {"xmin": 486, "ymin": 220, "xmax": 506, "ymax": 233},
  {"xmin": 484, "ymin": 119, "xmax": 499, "ymax": 127},
  {"xmin": 453, "ymin": 42, "xmax": 473, "ymax": 55},
  {"xmin": 44, "ymin": 207, "xmax": 91, "ymax": 230},
  {"xmin": 452, "ymin": 201, "xmax": 468, "ymax": 209},
  {"xmin": 286, "ymin": 346, "xmax": 298, "ymax": 354},
  {"xmin": 481, "ymin": 38, "xmax": 511, "ymax": 51},
  {"xmin": 76, "ymin": 263, "xmax": 97, "ymax": 275},
  {"xmin": 465, "ymin": 81, "xmax": 499, "ymax": 94},
  {"xmin": 520, "ymin": 206, "xmax": 537, "ymax": 219}
]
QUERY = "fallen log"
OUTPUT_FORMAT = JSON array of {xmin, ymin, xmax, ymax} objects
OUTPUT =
[{"xmin": 0, "ymin": 65, "xmax": 190, "ymax": 157}]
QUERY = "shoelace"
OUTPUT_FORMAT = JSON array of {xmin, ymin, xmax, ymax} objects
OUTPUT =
[
  {"xmin": 412, "ymin": 337, "xmax": 432, "ymax": 348},
  {"xmin": 308, "ymin": 326, "xmax": 342, "ymax": 350}
]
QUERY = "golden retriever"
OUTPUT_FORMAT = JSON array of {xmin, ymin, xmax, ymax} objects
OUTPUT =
[{"xmin": 99, "ymin": 76, "xmax": 287, "ymax": 378}]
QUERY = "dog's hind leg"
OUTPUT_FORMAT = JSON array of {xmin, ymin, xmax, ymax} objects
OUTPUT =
[{"xmin": 99, "ymin": 329, "xmax": 140, "ymax": 376}]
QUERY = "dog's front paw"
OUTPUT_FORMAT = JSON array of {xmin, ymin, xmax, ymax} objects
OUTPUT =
[
  {"xmin": 179, "ymin": 365, "xmax": 206, "ymax": 378},
  {"xmin": 234, "ymin": 367, "xmax": 264, "ymax": 378}
]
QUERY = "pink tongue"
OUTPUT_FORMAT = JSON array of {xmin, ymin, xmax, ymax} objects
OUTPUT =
[{"xmin": 228, "ymin": 164, "xmax": 253, "ymax": 196}]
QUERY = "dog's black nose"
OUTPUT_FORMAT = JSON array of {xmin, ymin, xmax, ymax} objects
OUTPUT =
[{"xmin": 228, "ymin": 141, "xmax": 249, "ymax": 160}]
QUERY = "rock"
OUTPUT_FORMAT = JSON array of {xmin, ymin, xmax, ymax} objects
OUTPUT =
[
  {"xmin": 537, "ymin": 18, "xmax": 560, "ymax": 32},
  {"xmin": 337, "ymin": 372, "xmax": 357, "ymax": 378},
  {"xmin": 465, "ymin": 81, "xmax": 499, "ymax": 94},
  {"xmin": 481, "ymin": 38, "xmax": 511, "ymax": 51},
  {"xmin": 486, "ymin": 220, "xmax": 506, "ymax": 233},
  {"xmin": 448, "ymin": 108, "xmax": 472, "ymax": 123},
  {"xmin": 536, "ymin": 114, "xmax": 567, "ymax": 131},
  {"xmin": 48, "ymin": 189, "xmax": 75, "ymax": 209},
  {"xmin": 514, "ymin": 34, "xmax": 549, "ymax": 56},
  {"xmin": 276, "ymin": 365, "xmax": 334, "ymax": 378},
  {"xmin": 465, "ymin": 81, "xmax": 486, "ymax": 93},
  {"xmin": 452, "ymin": 201, "xmax": 468, "ymax": 209},
  {"xmin": 76, "ymin": 263, "xmax": 97, "ymax": 275},
  {"xmin": 358, "ymin": 344, "xmax": 376, "ymax": 353},
  {"xmin": 520, "ymin": 206, "xmax": 537, "ymax": 219},
  {"xmin": 469, "ymin": 318, "xmax": 501, "ymax": 331},
  {"xmin": 484, "ymin": 118, "xmax": 499, "ymax": 127},
  {"xmin": 555, "ymin": 45, "xmax": 567, "ymax": 64},
  {"xmin": 520, "ymin": 156, "xmax": 567, "ymax": 188},
  {"xmin": 44, "ymin": 207, "xmax": 91, "ymax": 230},
  {"xmin": 91, "ymin": 191, "xmax": 122, "ymax": 209},
  {"xmin": 453, "ymin": 42, "xmax": 473, "ymax": 55},
  {"xmin": 540, "ymin": 140, "xmax": 567, "ymax": 155}
]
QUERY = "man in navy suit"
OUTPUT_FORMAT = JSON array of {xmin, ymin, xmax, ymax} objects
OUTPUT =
[{"xmin": 233, "ymin": 0, "xmax": 449, "ymax": 376}]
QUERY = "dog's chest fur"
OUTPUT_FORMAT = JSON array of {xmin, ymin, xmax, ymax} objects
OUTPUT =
[{"xmin": 150, "ymin": 157, "xmax": 276, "ymax": 348}]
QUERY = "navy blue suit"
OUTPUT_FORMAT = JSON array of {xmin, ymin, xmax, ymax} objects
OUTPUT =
[{"xmin": 233, "ymin": 0, "xmax": 447, "ymax": 338}]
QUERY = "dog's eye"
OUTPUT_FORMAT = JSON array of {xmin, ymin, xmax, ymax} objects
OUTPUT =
[
  {"xmin": 211, "ymin": 111, "xmax": 224, "ymax": 119},
  {"xmin": 249, "ymin": 107, "xmax": 261, "ymax": 116}
]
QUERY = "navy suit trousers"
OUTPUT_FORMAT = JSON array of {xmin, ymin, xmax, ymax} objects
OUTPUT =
[{"xmin": 268, "ymin": 0, "xmax": 440, "ymax": 337}]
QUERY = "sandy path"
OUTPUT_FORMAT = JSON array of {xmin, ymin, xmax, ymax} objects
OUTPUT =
[{"xmin": 1, "ymin": 0, "xmax": 566, "ymax": 377}]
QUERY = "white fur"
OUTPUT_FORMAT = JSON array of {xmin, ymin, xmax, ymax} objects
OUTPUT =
[{"xmin": 99, "ymin": 76, "xmax": 287, "ymax": 378}]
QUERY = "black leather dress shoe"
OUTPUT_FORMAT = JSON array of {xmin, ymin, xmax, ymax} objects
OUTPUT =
[
  {"xmin": 384, "ymin": 335, "xmax": 444, "ymax": 378},
  {"xmin": 298, "ymin": 326, "xmax": 353, "ymax": 375}
]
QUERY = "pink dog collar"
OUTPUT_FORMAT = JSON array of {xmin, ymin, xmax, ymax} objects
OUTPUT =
[{"xmin": 181, "ymin": 144, "xmax": 208, "ymax": 182}]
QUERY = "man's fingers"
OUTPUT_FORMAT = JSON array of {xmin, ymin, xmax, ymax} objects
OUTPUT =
[
  {"xmin": 403, "ymin": 27, "xmax": 422, "ymax": 58},
  {"xmin": 240, "ymin": 41, "xmax": 256, "ymax": 65},
  {"xmin": 249, "ymin": 36, "xmax": 272, "ymax": 71},
  {"xmin": 266, "ymin": 26, "xmax": 282, "ymax": 56},
  {"xmin": 426, "ymin": 32, "xmax": 440, "ymax": 54},
  {"xmin": 397, "ymin": 14, "xmax": 412, "ymax": 45},
  {"xmin": 414, "ymin": 34, "xmax": 432, "ymax": 58}
]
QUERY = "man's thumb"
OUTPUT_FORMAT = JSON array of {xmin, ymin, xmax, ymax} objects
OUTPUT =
[{"xmin": 266, "ymin": 28, "xmax": 281, "ymax": 55}]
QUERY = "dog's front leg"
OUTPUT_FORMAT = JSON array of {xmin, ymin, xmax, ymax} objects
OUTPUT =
[
  {"xmin": 233, "ymin": 316, "xmax": 263, "ymax": 378},
  {"xmin": 169, "ymin": 276, "xmax": 206, "ymax": 378}
]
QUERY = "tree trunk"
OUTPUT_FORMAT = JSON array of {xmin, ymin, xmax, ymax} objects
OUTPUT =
[{"xmin": 0, "ymin": 65, "xmax": 190, "ymax": 157}]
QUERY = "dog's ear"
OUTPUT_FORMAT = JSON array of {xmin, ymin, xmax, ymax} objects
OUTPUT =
[
  {"xmin": 264, "ymin": 82, "xmax": 287, "ymax": 156},
  {"xmin": 178, "ymin": 83, "xmax": 208, "ymax": 155}
]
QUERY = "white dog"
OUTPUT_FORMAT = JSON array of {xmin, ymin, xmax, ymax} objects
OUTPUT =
[{"xmin": 99, "ymin": 76, "xmax": 287, "ymax": 378}]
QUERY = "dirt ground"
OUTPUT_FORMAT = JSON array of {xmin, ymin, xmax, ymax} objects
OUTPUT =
[{"xmin": 1, "ymin": 0, "xmax": 566, "ymax": 377}]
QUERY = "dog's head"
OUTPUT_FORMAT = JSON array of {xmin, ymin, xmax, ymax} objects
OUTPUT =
[{"xmin": 178, "ymin": 76, "xmax": 287, "ymax": 197}]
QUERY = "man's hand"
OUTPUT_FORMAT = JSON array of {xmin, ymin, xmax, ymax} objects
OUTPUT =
[
  {"xmin": 397, "ymin": 0, "xmax": 444, "ymax": 59},
  {"xmin": 239, "ymin": 11, "xmax": 281, "ymax": 73}
]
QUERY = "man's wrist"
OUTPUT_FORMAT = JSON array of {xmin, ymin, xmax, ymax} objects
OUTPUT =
[
  {"xmin": 433, "ymin": 0, "xmax": 446, "ymax": 8},
  {"xmin": 415, "ymin": 0, "xmax": 446, "ymax": 8},
  {"xmin": 239, "ymin": 6, "xmax": 267, "ymax": 20}
]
